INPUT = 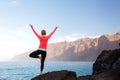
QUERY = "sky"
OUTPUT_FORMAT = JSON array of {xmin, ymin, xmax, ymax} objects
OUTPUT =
[{"xmin": 0, "ymin": 0, "xmax": 120, "ymax": 61}]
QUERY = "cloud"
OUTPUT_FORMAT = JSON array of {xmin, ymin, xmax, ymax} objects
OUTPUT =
[
  {"xmin": 65, "ymin": 33, "xmax": 86, "ymax": 42},
  {"xmin": 50, "ymin": 33, "xmax": 100, "ymax": 43},
  {"xmin": 50, "ymin": 33, "xmax": 86, "ymax": 43},
  {"xmin": 65, "ymin": 33, "xmax": 100, "ymax": 42},
  {"xmin": 8, "ymin": 0, "xmax": 19, "ymax": 6}
]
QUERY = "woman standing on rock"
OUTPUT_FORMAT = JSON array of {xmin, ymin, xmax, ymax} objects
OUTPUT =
[{"xmin": 29, "ymin": 24, "xmax": 57, "ymax": 75}]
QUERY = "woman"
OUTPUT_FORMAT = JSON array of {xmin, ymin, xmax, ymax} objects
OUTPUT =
[{"xmin": 29, "ymin": 24, "xmax": 57, "ymax": 75}]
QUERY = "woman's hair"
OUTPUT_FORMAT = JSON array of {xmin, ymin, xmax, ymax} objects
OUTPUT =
[{"xmin": 41, "ymin": 30, "xmax": 46, "ymax": 35}]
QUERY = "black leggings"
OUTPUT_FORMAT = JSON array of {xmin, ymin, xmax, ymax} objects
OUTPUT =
[{"xmin": 29, "ymin": 50, "xmax": 46, "ymax": 72}]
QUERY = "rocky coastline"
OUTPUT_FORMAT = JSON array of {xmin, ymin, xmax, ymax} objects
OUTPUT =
[{"xmin": 31, "ymin": 44, "xmax": 120, "ymax": 80}]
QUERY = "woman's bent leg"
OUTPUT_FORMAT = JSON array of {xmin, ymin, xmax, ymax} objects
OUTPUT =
[{"xmin": 29, "ymin": 50, "xmax": 40, "ymax": 58}]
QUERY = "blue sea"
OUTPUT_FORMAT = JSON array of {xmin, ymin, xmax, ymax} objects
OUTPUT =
[{"xmin": 0, "ymin": 61, "xmax": 93, "ymax": 80}]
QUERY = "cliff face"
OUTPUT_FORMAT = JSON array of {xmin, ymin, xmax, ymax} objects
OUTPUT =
[
  {"xmin": 12, "ymin": 32, "xmax": 120, "ymax": 61},
  {"xmin": 47, "ymin": 32, "xmax": 120, "ymax": 61}
]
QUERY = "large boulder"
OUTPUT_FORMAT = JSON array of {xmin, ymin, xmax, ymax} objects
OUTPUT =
[
  {"xmin": 91, "ymin": 46, "xmax": 120, "ymax": 80},
  {"xmin": 93, "ymin": 48, "xmax": 120, "ymax": 74}
]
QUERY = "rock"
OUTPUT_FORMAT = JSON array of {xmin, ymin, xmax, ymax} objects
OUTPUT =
[
  {"xmin": 91, "ymin": 47, "xmax": 120, "ymax": 80},
  {"xmin": 92, "ymin": 69, "xmax": 120, "ymax": 80},
  {"xmin": 93, "ymin": 49, "xmax": 120, "ymax": 74},
  {"xmin": 31, "ymin": 70, "xmax": 77, "ymax": 80},
  {"xmin": 77, "ymin": 75, "xmax": 92, "ymax": 80}
]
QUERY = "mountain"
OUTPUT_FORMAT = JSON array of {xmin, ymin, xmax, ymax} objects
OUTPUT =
[{"xmin": 12, "ymin": 32, "xmax": 120, "ymax": 61}]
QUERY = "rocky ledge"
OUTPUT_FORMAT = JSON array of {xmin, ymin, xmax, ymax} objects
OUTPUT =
[
  {"xmin": 31, "ymin": 70, "xmax": 77, "ymax": 80},
  {"xmin": 31, "ymin": 45, "xmax": 120, "ymax": 80}
]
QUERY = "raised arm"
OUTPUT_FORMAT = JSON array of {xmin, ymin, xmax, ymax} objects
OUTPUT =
[
  {"xmin": 30, "ymin": 24, "xmax": 40, "ymax": 38},
  {"xmin": 47, "ymin": 27, "xmax": 57, "ymax": 38}
]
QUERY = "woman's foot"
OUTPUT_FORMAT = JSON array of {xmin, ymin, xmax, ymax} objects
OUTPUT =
[
  {"xmin": 39, "ymin": 56, "xmax": 42, "ymax": 61},
  {"xmin": 40, "ymin": 72, "xmax": 43, "ymax": 75}
]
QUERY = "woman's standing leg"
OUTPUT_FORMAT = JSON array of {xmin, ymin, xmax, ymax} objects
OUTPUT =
[{"xmin": 40, "ymin": 51, "xmax": 46, "ymax": 75}]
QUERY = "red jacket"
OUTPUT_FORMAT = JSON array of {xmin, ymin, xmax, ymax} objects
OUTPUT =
[{"xmin": 31, "ymin": 26, "xmax": 57, "ymax": 49}]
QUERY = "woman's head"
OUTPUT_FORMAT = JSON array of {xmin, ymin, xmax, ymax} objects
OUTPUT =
[{"xmin": 41, "ymin": 30, "xmax": 46, "ymax": 35}]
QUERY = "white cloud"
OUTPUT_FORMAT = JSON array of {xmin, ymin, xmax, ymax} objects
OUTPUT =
[
  {"xmin": 65, "ymin": 33, "xmax": 86, "ymax": 42},
  {"xmin": 52, "ymin": 33, "xmax": 83, "ymax": 43},
  {"xmin": 65, "ymin": 33, "xmax": 100, "ymax": 42},
  {"xmin": 8, "ymin": 0, "xmax": 19, "ymax": 6},
  {"xmin": 50, "ymin": 33, "xmax": 100, "ymax": 43}
]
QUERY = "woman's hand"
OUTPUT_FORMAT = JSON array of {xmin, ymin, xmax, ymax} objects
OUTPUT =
[
  {"xmin": 29, "ymin": 24, "xmax": 33, "ymax": 28},
  {"xmin": 55, "ymin": 26, "xmax": 58, "ymax": 29}
]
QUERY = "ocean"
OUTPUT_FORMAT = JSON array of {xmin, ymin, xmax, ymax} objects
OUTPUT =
[{"xmin": 0, "ymin": 61, "xmax": 93, "ymax": 80}]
